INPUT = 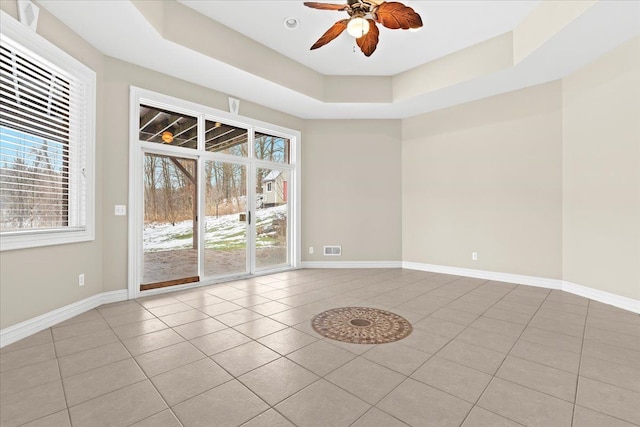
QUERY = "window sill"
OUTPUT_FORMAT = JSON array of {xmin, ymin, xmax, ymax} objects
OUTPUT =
[{"xmin": 0, "ymin": 229, "xmax": 95, "ymax": 251}]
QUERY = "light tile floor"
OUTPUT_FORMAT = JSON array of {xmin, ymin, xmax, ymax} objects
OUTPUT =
[{"xmin": 1, "ymin": 269, "xmax": 639, "ymax": 427}]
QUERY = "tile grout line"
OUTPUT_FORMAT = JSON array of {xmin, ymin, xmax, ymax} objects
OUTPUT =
[
  {"xmin": 165, "ymin": 308, "xmax": 326, "ymax": 423},
  {"xmin": 570, "ymin": 302, "xmax": 640, "ymax": 426},
  {"xmin": 9, "ymin": 327, "xmax": 73, "ymax": 427},
  {"xmin": 571, "ymin": 298, "xmax": 590, "ymax": 427},
  {"xmin": 198, "ymin": 323, "xmax": 320, "ymax": 426},
  {"xmin": 105, "ymin": 294, "xmax": 267, "ymax": 426},
  {"xmin": 345, "ymin": 277, "xmax": 495, "ymax": 427},
  {"xmin": 359, "ymin": 279, "xmax": 514, "ymax": 418},
  {"xmin": 102, "ymin": 303, "xmax": 176, "ymax": 426},
  {"xmin": 43, "ymin": 325, "xmax": 75, "ymax": 427},
  {"xmin": 100, "ymin": 303, "xmax": 181, "ymax": 427},
  {"xmin": 456, "ymin": 284, "xmax": 553, "ymax": 426},
  {"xmin": 282, "ymin": 271, "xmax": 435, "ymax": 316},
  {"xmin": 573, "ymin": 357, "xmax": 640, "ymax": 394},
  {"xmin": 60, "ymin": 308, "xmax": 119, "ymax": 426},
  {"xmin": 53, "ymin": 333, "xmax": 75, "ymax": 427}
]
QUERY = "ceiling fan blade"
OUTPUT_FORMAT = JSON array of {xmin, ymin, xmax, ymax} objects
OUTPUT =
[
  {"xmin": 356, "ymin": 19, "xmax": 380, "ymax": 57},
  {"xmin": 303, "ymin": 2, "xmax": 348, "ymax": 11},
  {"xmin": 374, "ymin": 1, "xmax": 423, "ymax": 30},
  {"xmin": 310, "ymin": 19, "xmax": 349, "ymax": 50}
]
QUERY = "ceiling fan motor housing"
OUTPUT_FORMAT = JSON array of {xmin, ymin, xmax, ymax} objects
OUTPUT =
[{"xmin": 347, "ymin": 0, "xmax": 378, "ymax": 16}]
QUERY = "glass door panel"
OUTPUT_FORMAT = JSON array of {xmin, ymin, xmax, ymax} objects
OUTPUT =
[
  {"xmin": 142, "ymin": 153, "xmax": 198, "ymax": 290},
  {"xmin": 204, "ymin": 160, "xmax": 248, "ymax": 277},
  {"xmin": 255, "ymin": 167, "xmax": 289, "ymax": 270}
]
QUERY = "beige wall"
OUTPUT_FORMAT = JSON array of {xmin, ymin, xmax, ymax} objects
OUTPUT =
[
  {"xmin": 402, "ymin": 81, "xmax": 564, "ymax": 279},
  {"xmin": 302, "ymin": 120, "xmax": 402, "ymax": 262},
  {"xmin": 0, "ymin": 2, "xmax": 105, "ymax": 329},
  {"xmin": 562, "ymin": 36, "xmax": 640, "ymax": 300}
]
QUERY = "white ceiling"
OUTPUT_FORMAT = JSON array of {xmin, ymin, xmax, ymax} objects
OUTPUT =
[
  {"xmin": 35, "ymin": 0, "xmax": 640, "ymax": 119},
  {"xmin": 178, "ymin": 0, "xmax": 540, "ymax": 76}
]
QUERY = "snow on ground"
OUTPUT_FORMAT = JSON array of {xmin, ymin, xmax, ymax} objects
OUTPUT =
[{"xmin": 144, "ymin": 204, "xmax": 287, "ymax": 252}]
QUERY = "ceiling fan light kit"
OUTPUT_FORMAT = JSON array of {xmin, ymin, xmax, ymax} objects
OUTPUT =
[
  {"xmin": 304, "ymin": 0, "xmax": 423, "ymax": 57},
  {"xmin": 347, "ymin": 16, "xmax": 370, "ymax": 37}
]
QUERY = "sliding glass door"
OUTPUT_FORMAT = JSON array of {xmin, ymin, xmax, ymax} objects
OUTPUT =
[
  {"xmin": 255, "ymin": 167, "xmax": 289, "ymax": 270},
  {"xmin": 204, "ymin": 160, "xmax": 248, "ymax": 277},
  {"xmin": 132, "ymin": 89, "xmax": 298, "ymax": 295},
  {"xmin": 142, "ymin": 153, "xmax": 199, "ymax": 290}
]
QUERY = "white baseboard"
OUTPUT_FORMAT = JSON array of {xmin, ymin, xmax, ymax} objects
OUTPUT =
[
  {"xmin": 562, "ymin": 280, "xmax": 640, "ymax": 314},
  {"xmin": 101, "ymin": 289, "xmax": 129, "ymax": 304},
  {"xmin": 301, "ymin": 261, "xmax": 403, "ymax": 269},
  {"xmin": 403, "ymin": 261, "xmax": 639, "ymax": 314},
  {"xmin": 402, "ymin": 262, "xmax": 563, "ymax": 289},
  {"xmin": 0, "ymin": 290, "xmax": 128, "ymax": 348}
]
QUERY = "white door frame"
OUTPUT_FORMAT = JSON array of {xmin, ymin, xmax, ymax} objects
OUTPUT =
[{"xmin": 127, "ymin": 87, "xmax": 301, "ymax": 299}]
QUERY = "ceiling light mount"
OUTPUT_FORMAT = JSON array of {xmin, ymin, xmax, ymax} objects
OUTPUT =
[
  {"xmin": 283, "ymin": 17, "xmax": 299, "ymax": 30},
  {"xmin": 161, "ymin": 130, "xmax": 173, "ymax": 144}
]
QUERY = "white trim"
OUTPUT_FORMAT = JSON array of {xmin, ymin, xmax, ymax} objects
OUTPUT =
[
  {"xmin": 402, "ymin": 262, "xmax": 563, "ymax": 289},
  {"xmin": 402, "ymin": 261, "xmax": 639, "ymax": 314},
  {"xmin": 127, "ymin": 89, "xmax": 142, "ymax": 299},
  {"xmin": 0, "ymin": 290, "xmax": 128, "ymax": 348},
  {"xmin": 562, "ymin": 280, "xmax": 640, "ymax": 314},
  {"xmin": 301, "ymin": 261, "xmax": 403, "ymax": 269},
  {"xmin": 101, "ymin": 290, "xmax": 129, "ymax": 305},
  {"xmin": 292, "ymin": 133, "xmax": 301, "ymax": 270}
]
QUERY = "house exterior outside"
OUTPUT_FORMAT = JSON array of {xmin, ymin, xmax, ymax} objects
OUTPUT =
[{"xmin": 261, "ymin": 170, "xmax": 287, "ymax": 207}]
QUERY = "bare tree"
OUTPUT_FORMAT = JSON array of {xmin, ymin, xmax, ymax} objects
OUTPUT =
[
  {"xmin": 143, "ymin": 155, "xmax": 157, "ymax": 220},
  {"xmin": 1, "ymin": 136, "xmax": 65, "ymax": 230}
]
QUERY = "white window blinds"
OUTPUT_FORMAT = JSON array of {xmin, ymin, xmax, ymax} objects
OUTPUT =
[{"xmin": 0, "ymin": 35, "xmax": 88, "ymax": 235}]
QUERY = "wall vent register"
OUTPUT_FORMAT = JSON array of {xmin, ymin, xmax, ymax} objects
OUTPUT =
[{"xmin": 324, "ymin": 246, "xmax": 342, "ymax": 256}]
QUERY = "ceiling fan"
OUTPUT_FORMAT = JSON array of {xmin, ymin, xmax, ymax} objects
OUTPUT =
[{"xmin": 304, "ymin": 0, "xmax": 423, "ymax": 57}]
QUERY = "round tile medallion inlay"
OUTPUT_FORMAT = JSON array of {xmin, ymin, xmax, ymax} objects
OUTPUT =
[{"xmin": 311, "ymin": 307, "xmax": 413, "ymax": 344}]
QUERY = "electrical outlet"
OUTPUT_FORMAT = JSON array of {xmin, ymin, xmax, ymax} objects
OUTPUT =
[
  {"xmin": 472, "ymin": 252, "xmax": 478, "ymax": 261},
  {"xmin": 114, "ymin": 205, "xmax": 127, "ymax": 216},
  {"xmin": 309, "ymin": 246, "xmax": 314, "ymax": 254},
  {"xmin": 78, "ymin": 273, "xmax": 85, "ymax": 286}
]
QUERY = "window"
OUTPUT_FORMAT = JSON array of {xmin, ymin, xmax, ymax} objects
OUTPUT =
[
  {"xmin": 205, "ymin": 119, "xmax": 248, "ymax": 157},
  {"xmin": 0, "ymin": 15, "xmax": 95, "ymax": 250},
  {"xmin": 139, "ymin": 105, "xmax": 197, "ymax": 149},
  {"xmin": 266, "ymin": 182, "xmax": 272, "ymax": 192},
  {"xmin": 254, "ymin": 131, "xmax": 289, "ymax": 163}
]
